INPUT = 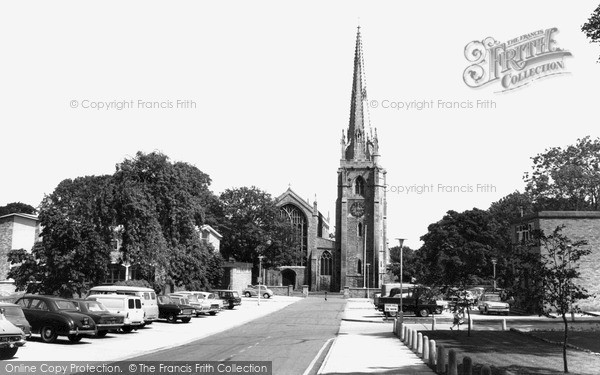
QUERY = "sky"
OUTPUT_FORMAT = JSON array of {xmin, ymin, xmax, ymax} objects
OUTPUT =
[{"xmin": 1, "ymin": 1, "xmax": 600, "ymax": 249}]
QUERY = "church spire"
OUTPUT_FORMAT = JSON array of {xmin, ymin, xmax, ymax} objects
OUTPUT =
[{"xmin": 344, "ymin": 26, "xmax": 369, "ymax": 161}]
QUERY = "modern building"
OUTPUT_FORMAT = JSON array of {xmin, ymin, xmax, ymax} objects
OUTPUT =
[
  {"xmin": 512, "ymin": 211, "xmax": 600, "ymax": 311},
  {"xmin": 271, "ymin": 27, "xmax": 388, "ymax": 292},
  {"xmin": 0, "ymin": 213, "xmax": 42, "ymax": 292}
]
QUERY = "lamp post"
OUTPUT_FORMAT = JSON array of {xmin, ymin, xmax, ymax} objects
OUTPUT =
[
  {"xmin": 258, "ymin": 255, "xmax": 264, "ymax": 306},
  {"xmin": 366, "ymin": 263, "xmax": 371, "ymax": 299},
  {"xmin": 491, "ymin": 257, "xmax": 497, "ymax": 291},
  {"xmin": 396, "ymin": 238, "xmax": 406, "ymax": 321}
]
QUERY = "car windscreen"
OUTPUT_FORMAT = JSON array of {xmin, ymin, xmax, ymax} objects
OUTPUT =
[
  {"xmin": 231, "ymin": 292, "xmax": 239, "ymax": 297},
  {"xmin": 485, "ymin": 295, "xmax": 501, "ymax": 302},
  {"xmin": 85, "ymin": 301, "xmax": 108, "ymax": 312},
  {"xmin": 55, "ymin": 300, "xmax": 79, "ymax": 310},
  {"xmin": 2, "ymin": 306, "xmax": 25, "ymax": 318},
  {"xmin": 158, "ymin": 295, "xmax": 173, "ymax": 304}
]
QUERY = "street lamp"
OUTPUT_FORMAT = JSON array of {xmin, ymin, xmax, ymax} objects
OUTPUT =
[
  {"xmin": 366, "ymin": 263, "xmax": 371, "ymax": 298},
  {"xmin": 258, "ymin": 255, "xmax": 264, "ymax": 306},
  {"xmin": 396, "ymin": 238, "xmax": 406, "ymax": 320},
  {"xmin": 491, "ymin": 257, "xmax": 497, "ymax": 291}
]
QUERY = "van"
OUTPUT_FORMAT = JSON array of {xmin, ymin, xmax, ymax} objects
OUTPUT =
[
  {"xmin": 86, "ymin": 294, "xmax": 144, "ymax": 332},
  {"xmin": 86, "ymin": 286, "xmax": 159, "ymax": 324}
]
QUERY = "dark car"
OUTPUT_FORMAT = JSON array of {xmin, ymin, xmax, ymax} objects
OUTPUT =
[
  {"xmin": 0, "ymin": 302, "xmax": 31, "ymax": 338},
  {"xmin": 156, "ymin": 295, "xmax": 194, "ymax": 323},
  {"xmin": 71, "ymin": 299, "xmax": 124, "ymax": 337},
  {"xmin": 15, "ymin": 295, "xmax": 96, "ymax": 343},
  {"xmin": 213, "ymin": 290, "xmax": 242, "ymax": 310}
]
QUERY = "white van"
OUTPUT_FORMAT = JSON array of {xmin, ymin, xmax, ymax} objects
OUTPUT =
[
  {"xmin": 86, "ymin": 286, "xmax": 159, "ymax": 324},
  {"xmin": 86, "ymin": 294, "xmax": 144, "ymax": 332}
]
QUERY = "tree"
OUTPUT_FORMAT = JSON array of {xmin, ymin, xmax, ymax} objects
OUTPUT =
[
  {"xmin": 514, "ymin": 226, "xmax": 592, "ymax": 373},
  {"xmin": 524, "ymin": 136, "xmax": 600, "ymax": 211},
  {"xmin": 582, "ymin": 4, "xmax": 600, "ymax": 61},
  {"xmin": 9, "ymin": 176, "xmax": 115, "ymax": 297},
  {"xmin": 388, "ymin": 245, "xmax": 424, "ymax": 283},
  {"xmin": 419, "ymin": 209, "xmax": 503, "ymax": 287},
  {"xmin": 0, "ymin": 202, "xmax": 37, "ymax": 216},
  {"xmin": 113, "ymin": 151, "xmax": 221, "ymax": 290}
]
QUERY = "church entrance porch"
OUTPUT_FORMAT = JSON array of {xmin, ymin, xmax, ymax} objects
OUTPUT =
[{"xmin": 281, "ymin": 269, "xmax": 296, "ymax": 289}]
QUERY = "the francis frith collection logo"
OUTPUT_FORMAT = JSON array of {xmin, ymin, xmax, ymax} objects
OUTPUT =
[{"xmin": 463, "ymin": 27, "xmax": 572, "ymax": 92}]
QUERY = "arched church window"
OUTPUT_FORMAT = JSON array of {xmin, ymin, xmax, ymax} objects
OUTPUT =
[
  {"xmin": 358, "ymin": 222, "xmax": 363, "ymax": 237},
  {"xmin": 320, "ymin": 251, "xmax": 332, "ymax": 276},
  {"xmin": 279, "ymin": 204, "xmax": 308, "ymax": 266},
  {"xmin": 355, "ymin": 177, "xmax": 365, "ymax": 196},
  {"xmin": 357, "ymin": 259, "xmax": 362, "ymax": 274}
]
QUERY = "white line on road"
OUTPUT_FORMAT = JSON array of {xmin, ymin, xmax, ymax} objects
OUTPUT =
[{"xmin": 302, "ymin": 337, "xmax": 334, "ymax": 375}]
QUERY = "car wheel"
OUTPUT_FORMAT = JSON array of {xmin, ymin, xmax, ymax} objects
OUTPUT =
[
  {"xmin": 209, "ymin": 311, "xmax": 217, "ymax": 316},
  {"xmin": 245, "ymin": 292, "xmax": 251, "ymax": 297},
  {"xmin": 263, "ymin": 293, "xmax": 270, "ymax": 299},
  {"xmin": 435, "ymin": 306, "xmax": 443, "ymax": 314},
  {"xmin": 0, "ymin": 347, "xmax": 18, "ymax": 359},
  {"xmin": 418, "ymin": 309, "xmax": 429, "ymax": 318},
  {"xmin": 484, "ymin": 307, "xmax": 489, "ymax": 315},
  {"xmin": 121, "ymin": 326, "xmax": 133, "ymax": 333},
  {"xmin": 181, "ymin": 317, "xmax": 191, "ymax": 323},
  {"xmin": 68, "ymin": 334, "xmax": 82, "ymax": 343},
  {"xmin": 96, "ymin": 331, "xmax": 108, "ymax": 338},
  {"xmin": 167, "ymin": 314, "xmax": 177, "ymax": 323},
  {"xmin": 40, "ymin": 326, "xmax": 58, "ymax": 343}
]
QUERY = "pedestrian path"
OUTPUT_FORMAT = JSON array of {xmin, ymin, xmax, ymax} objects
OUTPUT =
[{"xmin": 318, "ymin": 299, "xmax": 435, "ymax": 374}]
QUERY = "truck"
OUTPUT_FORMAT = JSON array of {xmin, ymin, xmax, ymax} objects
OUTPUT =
[{"xmin": 377, "ymin": 285, "xmax": 441, "ymax": 317}]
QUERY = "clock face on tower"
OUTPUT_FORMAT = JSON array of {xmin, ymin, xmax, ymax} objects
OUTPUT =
[{"xmin": 350, "ymin": 201, "xmax": 365, "ymax": 218}]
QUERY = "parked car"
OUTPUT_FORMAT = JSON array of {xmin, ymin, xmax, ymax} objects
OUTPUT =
[
  {"xmin": 71, "ymin": 299, "xmax": 124, "ymax": 337},
  {"xmin": 0, "ymin": 313, "xmax": 26, "ymax": 359},
  {"xmin": 477, "ymin": 292, "xmax": 510, "ymax": 315},
  {"xmin": 86, "ymin": 285, "xmax": 159, "ymax": 325},
  {"xmin": 194, "ymin": 292, "xmax": 222, "ymax": 315},
  {"xmin": 169, "ymin": 293, "xmax": 207, "ymax": 316},
  {"xmin": 243, "ymin": 285, "xmax": 274, "ymax": 299},
  {"xmin": 212, "ymin": 290, "xmax": 242, "ymax": 310},
  {"xmin": 86, "ymin": 294, "xmax": 144, "ymax": 332},
  {"xmin": 156, "ymin": 295, "xmax": 194, "ymax": 323},
  {"xmin": 15, "ymin": 295, "xmax": 96, "ymax": 343},
  {"xmin": 0, "ymin": 302, "xmax": 31, "ymax": 338}
]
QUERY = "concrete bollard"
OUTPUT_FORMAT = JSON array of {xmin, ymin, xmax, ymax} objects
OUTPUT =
[
  {"xmin": 407, "ymin": 328, "xmax": 412, "ymax": 347},
  {"xmin": 432, "ymin": 316, "xmax": 436, "ymax": 330},
  {"xmin": 436, "ymin": 344, "xmax": 446, "ymax": 374},
  {"xmin": 393, "ymin": 319, "xmax": 397, "ymax": 336},
  {"xmin": 428, "ymin": 339, "xmax": 436, "ymax": 368},
  {"xmin": 402, "ymin": 325, "xmax": 407, "ymax": 342},
  {"xmin": 480, "ymin": 365, "xmax": 492, "ymax": 375},
  {"xmin": 448, "ymin": 349, "xmax": 458, "ymax": 375},
  {"xmin": 417, "ymin": 332, "xmax": 423, "ymax": 355},
  {"xmin": 412, "ymin": 330, "xmax": 418, "ymax": 351},
  {"xmin": 469, "ymin": 316, "xmax": 474, "ymax": 329},
  {"xmin": 463, "ymin": 356, "xmax": 473, "ymax": 375},
  {"xmin": 423, "ymin": 336, "xmax": 429, "ymax": 361},
  {"xmin": 502, "ymin": 319, "xmax": 507, "ymax": 331}
]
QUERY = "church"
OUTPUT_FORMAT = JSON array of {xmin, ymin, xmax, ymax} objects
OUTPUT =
[{"xmin": 268, "ymin": 28, "xmax": 389, "ymax": 292}]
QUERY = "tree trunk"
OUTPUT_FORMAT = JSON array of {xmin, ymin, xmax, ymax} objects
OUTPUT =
[{"xmin": 562, "ymin": 312, "xmax": 569, "ymax": 373}]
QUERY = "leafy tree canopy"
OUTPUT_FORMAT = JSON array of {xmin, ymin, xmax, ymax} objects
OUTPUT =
[
  {"xmin": 0, "ymin": 202, "xmax": 37, "ymax": 216},
  {"xmin": 582, "ymin": 4, "xmax": 600, "ymax": 60}
]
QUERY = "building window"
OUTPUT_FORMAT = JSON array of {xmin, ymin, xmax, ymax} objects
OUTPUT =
[
  {"xmin": 320, "ymin": 251, "xmax": 332, "ymax": 276},
  {"xmin": 357, "ymin": 259, "xmax": 362, "ymax": 274},
  {"xmin": 358, "ymin": 223, "xmax": 363, "ymax": 237},
  {"xmin": 516, "ymin": 223, "xmax": 533, "ymax": 243},
  {"xmin": 355, "ymin": 177, "xmax": 365, "ymax": 196},
  {"xmin": 280, "ymin": 204, "xmax": 308, "ymax": 266}
]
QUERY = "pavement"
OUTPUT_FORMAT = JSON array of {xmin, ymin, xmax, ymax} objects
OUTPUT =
[{"xmin": 318, "ymin": 298, "xmax": 435, "ymax": 374}]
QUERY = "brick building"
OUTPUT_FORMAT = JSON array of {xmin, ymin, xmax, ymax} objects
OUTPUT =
[
  {"xmin": 513, "ymin": 211, "xmax": 600, "ymax": 311},
  {"xmin": 0, "ymin": 213, "xmax": 41, "ymax": 292}
]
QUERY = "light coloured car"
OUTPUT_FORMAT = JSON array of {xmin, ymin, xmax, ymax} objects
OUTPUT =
[
  {"xmin": 87, "ymin": 294, "xmax": 144, "ymax": 332},
  {"xmin": 243, "ymin": 285, "xmax": 274, "ymax": 299},
  {"xmin": 169, "ymin": 293, "xmax": 208, "ymax": 316},
  {"xmin": 0, "ymin": 311, "xmax": 26, "ymax": 359},
  {"xmin": 194, "ymin": 292, "xmax": 223, "ymax": 314},
  {"xmin": 477, "ymin": 293, "xmax": 510, "ymax": 315}
]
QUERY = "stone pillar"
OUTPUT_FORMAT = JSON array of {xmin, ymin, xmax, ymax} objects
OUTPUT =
[
  {"xmin": 287, "ymin": 285, "xmax": 293, "ymax": 296},
  {"xmin": 428, "ymin": 340, "xmax": 436, "ymax": 368},
  {"xmin": 343, "ymin": 286, "xmax": 349, "ymax": 298},
  {"xmin": 448, "ymin": 349, "xmax": 457, "ymax": 375},
  {"xmin": 302, "ymin": 285, "xmax": 309, "ymax": 297},
  {"xmin": 436, "ymin": 344, "xmax": 446, "ymax": 374}
]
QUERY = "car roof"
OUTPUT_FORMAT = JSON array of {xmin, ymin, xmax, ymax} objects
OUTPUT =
[
  {"xmin": 87, "ymin": 294, "xmax": 141, "ymax": 299},
  {"xmin": 0, "ymin": 302, "xmax": 20, "ymax": 307}
]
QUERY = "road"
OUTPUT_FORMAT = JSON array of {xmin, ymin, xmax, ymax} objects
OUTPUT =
[{"xmin": 129, "ymin": 295, "xmax": 346, "ymax": 375}]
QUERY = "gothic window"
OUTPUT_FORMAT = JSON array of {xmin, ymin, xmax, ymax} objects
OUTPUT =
[
  {"xmin": 280, "ymin": 204, "xmax": 308, "ymax": 266},
  {"xmin": 358, "ymin": 222, "xmax": 363, "ymax": 237},
  {"xmin": 355, "ymin": 176, "xmax": 365, "ymax": 196},
  {"xmin": 321, "ymin": 251, "xmax": 332, "ymax": 276},
  {"xmin": 357, "ymin": 259, "xmax": 362, "ymax": 274}
]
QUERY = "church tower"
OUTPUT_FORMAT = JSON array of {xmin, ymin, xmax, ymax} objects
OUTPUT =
[{"xmin": 335, "ymin": 27, "xmax": 388, "ymax": 291}]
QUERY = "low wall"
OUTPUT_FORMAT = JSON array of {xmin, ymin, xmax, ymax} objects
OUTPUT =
[
  {"xmin": 267, "ymin": 285, "xmax": 294, "ymax": 296},
  {"xmin": 344, "ymin": 287, "xmax": 382, "ymax": 298}
]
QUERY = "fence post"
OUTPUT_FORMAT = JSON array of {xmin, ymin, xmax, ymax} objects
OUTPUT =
[
  {"xmin": 436, "ymin": 344, "xmax": 446, "ymax": 374},
  {"xmin": 463, "ymin": 356, "xmax": 472, "ymax": 375},
  {"xmin": 428, "ymin": 339, "xmax": 436, "ymax": 368},
  {"xmin": 448, "ymin": 349, "xmax": 458, "ymax": 375}
]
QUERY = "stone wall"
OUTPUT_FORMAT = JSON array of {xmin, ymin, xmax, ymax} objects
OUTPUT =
[
  {"xmin": 344, "ymin": 287, "xmax": 382, "ymax": 298},
  {"xmin": 266, "ymin": 285, "xmax": 293, "ymax": 296},
  {"xmin": 0, "ymin": 220, "xmax": 13, "ymax": 280}
]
